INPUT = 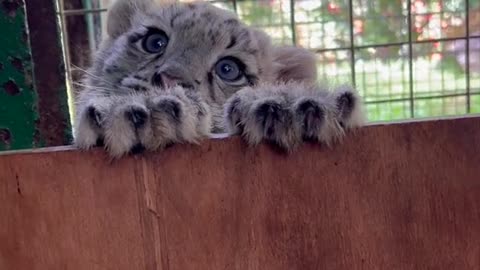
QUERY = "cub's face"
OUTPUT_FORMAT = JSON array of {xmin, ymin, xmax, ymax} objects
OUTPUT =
[
  {"xmin": 89, "ymin": 1, "xmax": 273, "ymax": 124},
  {"xmin": 86, "ymin": 0, "xmax": 316, "ymax": 130}
]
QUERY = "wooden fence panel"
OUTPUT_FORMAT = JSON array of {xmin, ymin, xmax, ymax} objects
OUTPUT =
[{"xmin": 1, "ymin": 117, "xmax": 479, "ymax": 270}]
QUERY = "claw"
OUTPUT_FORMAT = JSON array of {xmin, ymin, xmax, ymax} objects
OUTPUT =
[{"xmin": 125, "ymin": 107, "xmax": 148, "ymax": 129}]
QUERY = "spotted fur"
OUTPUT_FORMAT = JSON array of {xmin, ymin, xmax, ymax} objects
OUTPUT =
[{"xmin": 73, "ymin": 0, "xmax": 365, "ymax": 158}]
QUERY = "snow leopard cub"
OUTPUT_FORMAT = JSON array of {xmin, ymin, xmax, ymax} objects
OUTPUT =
[{"xmin": 73, "ymin": 0, "xmax": 365, "ymax": 158}]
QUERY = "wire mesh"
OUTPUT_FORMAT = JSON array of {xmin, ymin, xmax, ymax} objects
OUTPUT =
[{"xmin": 55, "ymin": 0, "xmax": 480, "ymax": 122}]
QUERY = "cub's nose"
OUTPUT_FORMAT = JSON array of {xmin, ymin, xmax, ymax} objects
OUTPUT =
[{"xmin": 152, "ymin": 72, "xmax": 181, "ymax": 89}]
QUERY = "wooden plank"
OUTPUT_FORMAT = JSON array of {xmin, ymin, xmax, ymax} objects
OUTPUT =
[
  {"xmin": 1, "ymin": 117, "xmax": 480, "ymax": 270},
  {"xmin": 0, "ymin": 150, "xmax": 146, "ymax": 270}
]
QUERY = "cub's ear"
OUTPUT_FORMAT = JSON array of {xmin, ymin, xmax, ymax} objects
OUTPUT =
[
  {"xmin": 272, "ymin": 46, "xmax": 317, "ymax": 83},
  {"xmin": 106, "ymin": 0, "xmax": 154, "ymax": 38},
  {"xmin": 107, "ymin": 0, "xmax": 177, "ymax": 37}
]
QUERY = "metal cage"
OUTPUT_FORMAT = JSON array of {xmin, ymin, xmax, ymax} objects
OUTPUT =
[{"xmin": 56, "ymin": 0, "xmax": 480, "ymax": 122}]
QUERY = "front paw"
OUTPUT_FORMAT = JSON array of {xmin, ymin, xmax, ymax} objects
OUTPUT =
[
  {"xmin": 76, "ymin": 95, "xmax": 155, "ymax": 158},
  {"xmin": 148, "ymin": 87, "xmax": 211, "ymax": 149},
  {"xmin": 149, "ymin": 96, "xmax": 185, "ymax": 148},
  {"xmin": 225, "ymin": 86, "xmax": 304, "ymax": 151},
  {"xmin": 246, "ymin": 98, "xmax": 301, "ymax": 151},
  {"xmin": 103, "ymin": 99, "xmax": 154, "ymax": 158},
  {"xmin": 73, "ymin": 98, "xmax": 111, "ymax": 150},
  {"xmin": 224, "ymin": 83, "xmax": 365, "ymax": 151}
]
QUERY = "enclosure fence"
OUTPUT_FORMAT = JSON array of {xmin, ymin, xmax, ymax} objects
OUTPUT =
[{"xmin": 55, "ymin": 0, "xmax": 480, "ymax": 122}]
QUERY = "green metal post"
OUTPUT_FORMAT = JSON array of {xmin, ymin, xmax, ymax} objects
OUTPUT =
[
  {"xmin": 0, "ymin": 0, "xmax": 38, "ymax": 150},
  {"xmin": 0, "ymin": 0, "xmax": 72, "ymax": 151}
]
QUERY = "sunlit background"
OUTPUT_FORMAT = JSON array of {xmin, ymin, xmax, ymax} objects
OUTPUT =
[{"xmin": 56, "ymin": 0, "xmax": 480, "ymax": 122}]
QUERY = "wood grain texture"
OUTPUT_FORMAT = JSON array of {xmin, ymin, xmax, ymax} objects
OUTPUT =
[{"xmin": 1, "ymin": 117, "xmax": 480, "ymax": 270}]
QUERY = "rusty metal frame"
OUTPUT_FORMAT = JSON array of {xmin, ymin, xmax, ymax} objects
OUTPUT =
[{"xmin": 25, "ymin": 0, "xmax": 72, "ymax": 147}]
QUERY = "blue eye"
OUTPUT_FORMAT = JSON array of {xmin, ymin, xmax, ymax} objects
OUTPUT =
[
  {"xmin": 142, "ymin": 30, "xmax": 168, "ymax": 54},
  {"xmin": 215, "ymin": 58, "xmax": 244, "ymax": 82}
]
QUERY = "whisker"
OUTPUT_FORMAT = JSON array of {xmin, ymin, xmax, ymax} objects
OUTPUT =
[
  {"xmin": 70, "ymin": 64, "xmax": 117, "ymax": 87},
  {"xmin": 71, "ymin": 82, "xmax": 117, "ymax": 92}
]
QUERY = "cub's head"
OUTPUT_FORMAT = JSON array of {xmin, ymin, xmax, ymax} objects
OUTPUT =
[{"xmin": 87, "ymin": 0, "xmax": 316, "ymax": 128}]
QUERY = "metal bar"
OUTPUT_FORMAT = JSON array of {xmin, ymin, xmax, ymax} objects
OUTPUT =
[
  {"xmin": 289, "ymin": 0, "xmax": 296, "ymax": 45},
  {"xmin": 348, "ymin": 0, "xmax": 356, "ymax": 87},
  {"xmin": 26, "ymin": 0, "xmax": 71, "ymax": 147},
  {"xmin": 84, "ymin": 0, "xmax": 96, "ymax": 53},
  {"xmin": 366, "ymin": 87, "xmax": 478, "ymax": 100},
  {"xmin": 309, "ymin": 35, "xmax": 480, "ymax": 54},
  {"xmin": 252, "ymin": 16, "xmax": 480, "ymax": 34},
  {"xmin": 361, "ymin": 60, "xmax": 367, "ymax": 101},
  {"xmin": 402, "ymin": 60, "xmax": 408, "ymax": 114},
  {"xmin": 57, "ymin": 8, "xmax": 107, "ymax": 15},
  {"xmin": 231, "ymin": 0, "xmax": 237, "ymax": 13},
  {"xmin": 57, "ymin": 0, "xmax": 74, "ymax": 98},
  {"xmin": 364, "ymin": 92, "xmax": 480, "ymax": 105},
  {"xmin": 320, "ymin": 2, "xmax": 327, "ymax": 82},
  {"xmin": 388, "ymin": 60, "xmax": 393, "ymax": 100},
  {"xmin": 407, "ymin": 0, "xmax": 415, "ymax": 118},
  {"xmin": 56, "ymin": 7, "xmax": 462, "ymax": 18},
  {"xmin": 465, "ymin": 0, "xmax": 471, "ymax": 113},
  {"xmin": 353, "ymin": 10, "xmax": 464, "ymax": 19},
  {"xmin": 209, "ymin": 0, "xmax": 232, "ymax": 3},
  {"xmin": 440, "ymin": 5, "xmax": 446, "ymax": 100}
]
